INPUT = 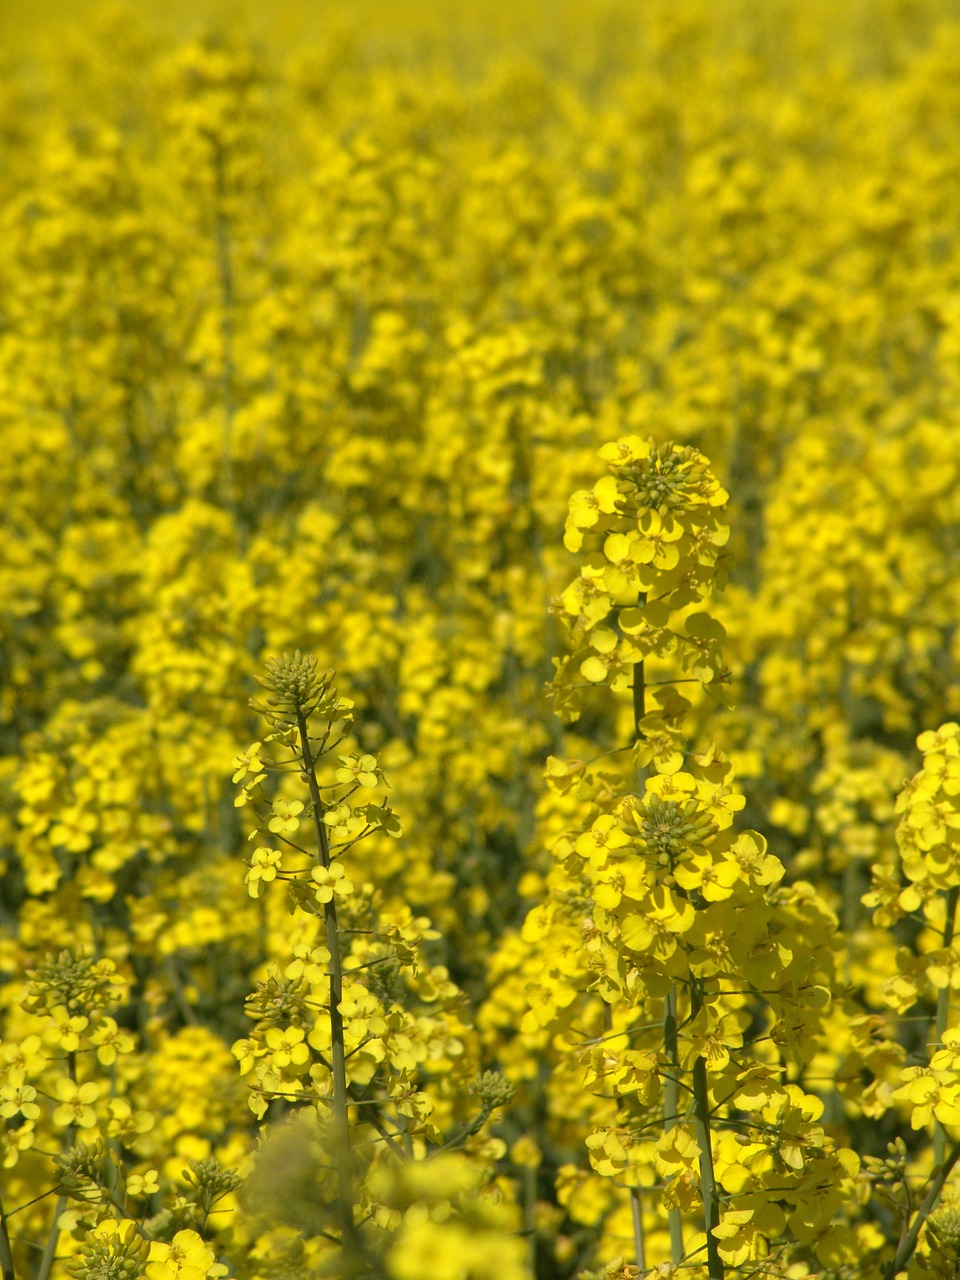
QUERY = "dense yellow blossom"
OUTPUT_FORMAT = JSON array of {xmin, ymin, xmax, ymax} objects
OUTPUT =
[{"xmin": 2, "ymin": 0, "xmax": 960, "ymax": 1277}]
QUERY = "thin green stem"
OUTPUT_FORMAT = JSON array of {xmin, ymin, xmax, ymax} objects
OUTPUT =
[
  {"xmin": 632, "ymin": 651, "xmax": 686, "ymax": 1265},
  {"xmin": 632, "ymin": 652, "xmax": 682, "ymax": 1267},
  {"xmin": 630, "ymin": 1185, "xmax": 646, "ymax": 1274},
  {"xmin": 37, "ymin": 1052, "xmax": 78, "ymax": 1280},
  {"xmin": 295, "ymin": 709, "xmax": 358, "ymax": 1254},
  {"xmin": 524, "ymin": 1165, "xmax": 538, "ymax": 1278},
  {"xmin": 690, "ymin": 984, "xmax": 724, "ymax": 1280},
  {"xmin": 0, "ymin": 1188, "xmax": 14, "ymax": 1280},
  {"xmin": 663, "ymin": 985, "xmax": 685, "ymax": 1265},
  {"xmin": 886, "ymin": 1137, "xmax": 960, "ymax": 1279},
  {"xmin": 840, "ymin": 859, "xmax": 861, "ymax": 988},
  {"xmin": 212, "ymin": 144, "xmax": 238, "ymax": 533},
  {"xmin": 633, "ymin": 656, "xmax": 646, "ymax": 733},
  {"xmin": 934, "ymin": 885, "xmax": 959, "ymax": 1168},
  {"xmin": 35, "ymin": 1199, "xmax": 64, "ymax": 1280}
]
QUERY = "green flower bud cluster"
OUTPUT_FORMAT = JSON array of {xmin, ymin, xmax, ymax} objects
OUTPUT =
[
  {"xmin": 253, "ymin": 650, "xmax": 351, "ymax": 726},
  {"xmin": 65, "ymin": 1220, "xmax": 150, "ymax": 1280},
  {"xmin": 54, "ymin": 1139, "xmax": 114, "ymax": 1203},
  {"xmin": 928, "ymin": 1204, "xmax": 960, "ymax": 1277},
  {"xmin": 471, "ymin": 1070, "xmax": 516, "ymax": 1112},
  {"xmin": 614, "ymin": 440, "xmax": 719, "ymax": 517},
  {"xmin": 244, "ymin": 972, "xmax": 310, "ymax": 1029},
  {"xmin": 364, "ymin": 953, "xmax": 405, "ymax": 1005},
  {"xmin": 182, "ymin": 1157, "xmax": 244, "ymax": 1213},
  {"xmin": 623, "ymin": 792, "xmax": 719, "ymax": 866},
  {"xmin": 22, "ymin": 950, "xmax": 123, "ymax": 1017}
]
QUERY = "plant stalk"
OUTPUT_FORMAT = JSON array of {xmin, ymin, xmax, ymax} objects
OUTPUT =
[
  {"xmin": 37, "ymin": 1052, "xmax": 78, "ymax": 1280},
  {"xmin": 690, "ymin": 984, "xmax": 724, "ymax": 1280},
  {"xmin": 630, "ymin": 1186, "xmax": 646, "ymax": 1274},
  {"xmin": 213, "ymin": 143, "xmax": 238, "ymax": 531},
  {"xmin": 663, "ymin": 984, "xmax": 685, "ymax": 1265},
  {"xmin": 0, "ymin": 1188, "xmax": 14, "ymax": 1280},
  {"xmin": 633, "ymin": 653, "xmax": 684, "ymax": 1266},
  {"xmin": 886, "ymin": 1137, "xmax": 960, "ymax": 1278},
  {"xmin": 296, "ymin": 709, "xmax": 358, "ymax": 1253},
  {"xmin": 934, "ymin": 885, "xmax": 959, "ymax": 1168}
]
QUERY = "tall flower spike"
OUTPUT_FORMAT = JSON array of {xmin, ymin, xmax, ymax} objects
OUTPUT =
[{"xmin": 551, "ymin": 435, "xmax": 730, "ymax": 722}]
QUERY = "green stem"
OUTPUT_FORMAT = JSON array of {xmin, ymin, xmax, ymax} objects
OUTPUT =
[
  {"xmin": 633, "ymin": 651, "xmax": 684, "ymax": 1264},
  {"xmin": 934, "ymin": 885, "xmax": 959, "ymax": 1168},
  {"xmin": 296, "ymin": 710, "xmax": 358, "ymax": 1254},
  {"xmin": 633, "ymin": 654, "xmax": 682, "ymax": 1266},
  {"xmin": 35, "ymin": 1199, "xmax": 64, "ymax": 1280},
  {"xmin": 212, "ymin": 143, "xmax": 238, "ymax": 532},
  {"xmin": 38, "ymin": 1053, "xmax": 78, "ymax": 1280},
  {"xmin": 633, "ymin": 656, "xmax": 646, "ymax": 734},
  {"xmin": 663, "ymin": 985, "xmax": 684, "ymax": 1265},
  {"xmin": 524, "ymin": 1165, "xmax": 538, "ymax": 1278},
  {"xmin": 886, "ymin": 1137, "xmax": 960, "ymax": 1279},
  {"xmin": 690, "ymin": 984, "xmax": 724, "ymax": 1280},
  {"xmin": 630, "ymin": 1186, "xmax": 646, "ymax": 1274},
  {"xmin": 841, "ymin": 859, "xmax": 860, "ymax": 988},
  {"xmin": 0, "ymin": 1188, "xmax": 15, "ymax": 1280}
]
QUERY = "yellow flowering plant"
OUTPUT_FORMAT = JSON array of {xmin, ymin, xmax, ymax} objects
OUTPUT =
[
  {"xmin": 519, "ymin": 437, "xmax": 858, "ymax": 1278},
  {"xmin": 231, "ymin": 653, "xmax": 520, "ymax": 1275}
]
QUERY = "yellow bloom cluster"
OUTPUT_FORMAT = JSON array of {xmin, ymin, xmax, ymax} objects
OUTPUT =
[
  {"xmin": 555, "ymin": 436, "xmax": 729, "ymax": 712},
  {"xmin": 516, "ymin": 439, "xmax": 862, "ymax": 1277},
  {"xmin": 866, "ymin": 725, "xmax": 960, "ymax": 1187}
]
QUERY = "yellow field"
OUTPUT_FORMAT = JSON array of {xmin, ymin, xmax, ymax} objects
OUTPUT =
[{"xmin": 2, "ymin": 2, "xmax": 960, "ymax": 1277}]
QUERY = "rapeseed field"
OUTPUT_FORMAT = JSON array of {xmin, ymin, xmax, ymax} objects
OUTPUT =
[{"xmin": 3, "ymin": 2, "xmax": 960, "ymax": 1277}]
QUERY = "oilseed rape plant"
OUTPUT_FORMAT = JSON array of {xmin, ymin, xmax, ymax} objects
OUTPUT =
[
  {"xmin": 3, "ymin": 0, "xmax": 960, "ymax": 1276},
  {"xmin": 519, "ymin": 439, "xmax": 854, "ymax": 1279}
]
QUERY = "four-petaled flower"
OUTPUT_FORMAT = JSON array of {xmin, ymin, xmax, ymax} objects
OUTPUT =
[
  {"xmin": 147, "ymin": 1228, "xmax": 228, "ymax": 1279},
  {"xmin": 127, "ymin": 1168, "xmax": 161, "ymax": 1197},
  {"xmin": 311, "ymin": 862, "xmax": 354, "ymax": 904},
  {"xmin": 268, "ymin": 799, "xmax": 304, "ymax": 836},
  {"xmin": 0, "ymin": 1076, "xmax": 41, "ymax": 1121},
  {"xmin": 335, "ymin": 753, "xmax": 381, "ymax": 788},
  {"xmin": 90, "ymin": 1016, "xmax": 136, "ymax": 1065},
  {"xmin": 245, "ymin": 847, "xmax": 283, "ymax": 898},
  {"xmin": 52, "ymin": 1077, "xmax": 101, "ymax": 1128},
  {"xmin": 45, "ymin": 1007, "xmax": 90, "ymax": 1053},
  {"xmin": 264, "ymin": 1026, "xmax": 310, "ymax": 1071},
  {"xmin": 231, "ymin": 742, "xmax": 265, "ymax": 784}
]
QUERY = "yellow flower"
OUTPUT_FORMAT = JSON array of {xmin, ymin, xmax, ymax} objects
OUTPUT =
[
  {"xmin": 335, "ymin": 753, "xmax": 381, "ymax": 788},
  {"xmin": 244, "ymin": 846, "xmax": 282, "ymax": 898},
  {"xmin": 310, "ymin": 861, "xmax": 354, "ymax": 904},
  {"xmin": 674, "ymin": 852, "xmax": 741, "ymax": 902},
  {"xmin": 620, "ymin": 886, "xmax": 696, "ymax": 957},
  {"xmin": 0, "ymin": 1078, "xmax": 40, "ymax": 1121},
  {"xmin": 127, "ymin": 1168, "xmax": 161, "ymax": 1197},
  {"xmin": 264, "ymin": 1026, "xmax": 310, "ymax": 1071},
  {"xmin": 44, "ymin": 1007, "xmax": 90, "ymax": 1053},
  {"xmin": 90, "ymin": 1016, "xmax": 136, "ymax": 1065},
  {"xmin": 267, "ymin": 798, "xmax": 304, "ymax": 835},
  {"xmin": 66, "ymin": 1219, "xmax": 149, "ymax": 1279},
  {"xmin": 230, "ymin": 742, "xmax": 264, "ymax": 783},
  {"xmin": 147, "ymin": 1229, "xmax": 228, "ymax": 1279},
  {"xmin": 52, "ymin": 1078, "xmax": 101, "ymax": 1129}
]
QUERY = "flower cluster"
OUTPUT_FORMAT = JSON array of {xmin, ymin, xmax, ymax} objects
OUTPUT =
[
  {"xmin": 551, "ymin": 437, "xmax": 729, "ymax": 721},
  {"xmin": 517, "ymin": 439, "xmax": 860, "ymax": 1277},
  {"xmin": 230, "ymin": 656, "xmax": 514, "ymax": 1272}
]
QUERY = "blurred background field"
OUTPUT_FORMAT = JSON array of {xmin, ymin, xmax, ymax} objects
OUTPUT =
[{"xmin": 5, "ymin": 0, "xmax": 960, "ymax": 70}]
